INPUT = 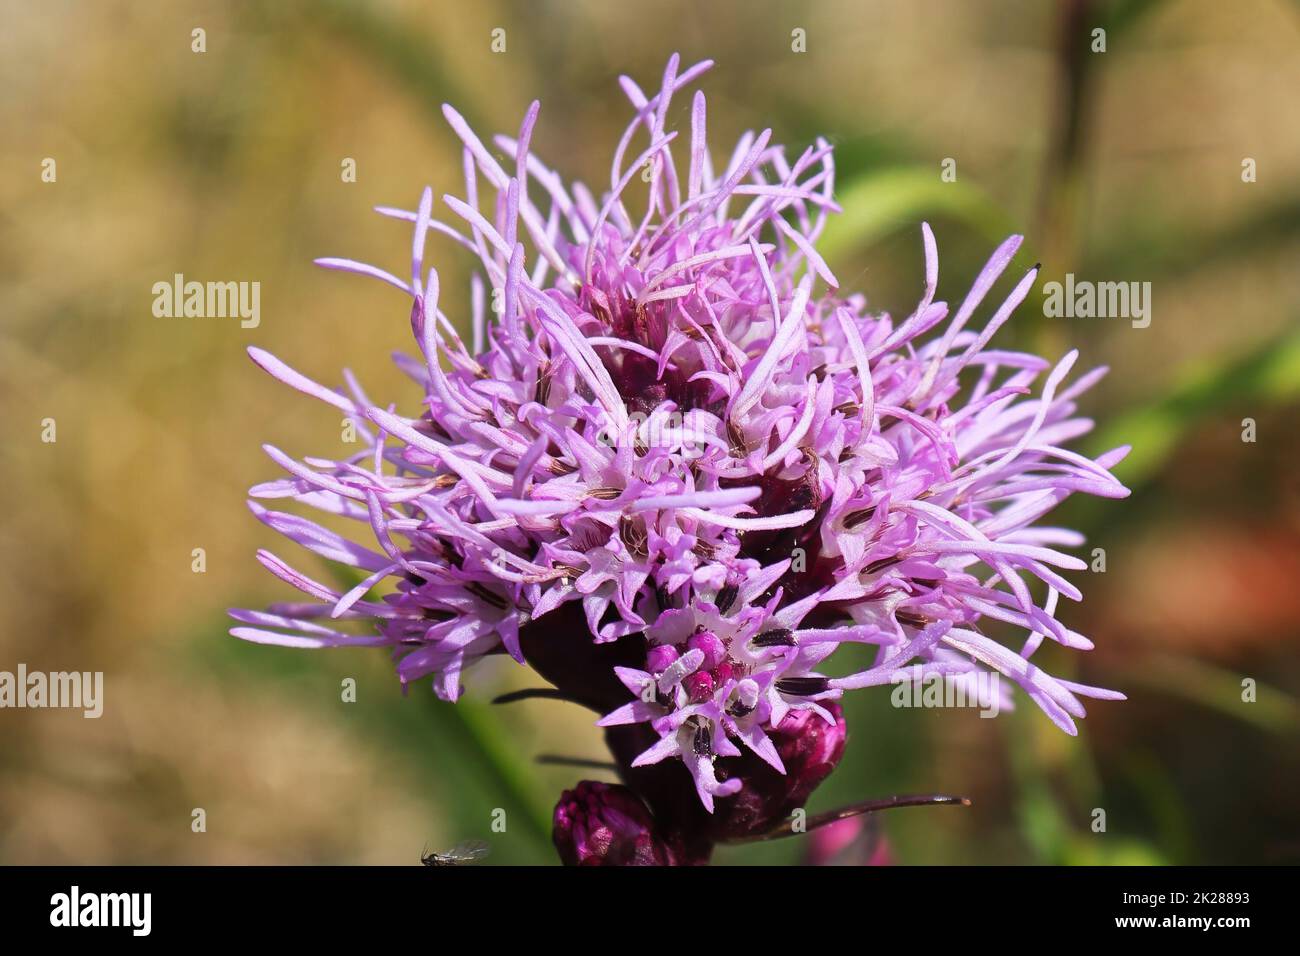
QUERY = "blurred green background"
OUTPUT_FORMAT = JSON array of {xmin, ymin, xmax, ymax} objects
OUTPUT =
[{"xmin": 1, "ymin": 0, "xmax": 1298, "ymax": 865}]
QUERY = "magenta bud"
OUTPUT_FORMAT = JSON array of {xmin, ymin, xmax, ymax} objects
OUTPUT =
[
  {"xmin": 687, "ymin": 629, "xmax": 726, "ymax": 670},
  {"xmin": 645, "ymin": 643, "xmax": 679, "ymax": 674},
  {"xmin": 683, "ymin": 670, "xmax": 715, "ymax": 703},
  {"xmin": 552, "ymin": 781, "xmax": 679, "ymax": 866},
  {"xmin": 708, "ymin": 701, "xmax": 848, "ymax": 841},
  {"xmin": 775, "ymin": 704, "xmax": 848, "ymax": 778}
]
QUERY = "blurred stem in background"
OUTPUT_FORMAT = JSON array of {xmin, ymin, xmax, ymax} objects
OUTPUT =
[
  {"xmin": 1034, "ymin": 0, "xmax": 1167, "ymax": 358},
  {"xmin": 1035, "ymin": 0, "xmax": 1185, "ymax": 347},
  {"xmin": 1034, "ymin": 0, "xmax": 1093, "ymax": 361},
  {"xmin": 1015, "ymin": 0, "xmax": 1136, "ymax": 863}
]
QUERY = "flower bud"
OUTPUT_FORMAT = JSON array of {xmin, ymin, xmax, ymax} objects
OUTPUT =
[
  {"xmin": 687, "ymin": 629, "xmax": 726, "ymax": 670},
  {"xmin": 552, "ymin": 781, "xmax": 679, "ymax": 866},
  {"xmin": 645, "ymin": 643, "xmax": 680, "ymax": 674},
  {"xmin": 683, "ymin": 670, "xmax": 715, "ymax": 703},
  {"xmin": 708, "ymin": 702, "xmax": 848, "ymax": 840}
]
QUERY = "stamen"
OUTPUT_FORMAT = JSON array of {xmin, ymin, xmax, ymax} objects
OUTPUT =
[
  {"xmin": 776, "ymin": 676, "xmax": 829, "ymax": 696},
  {"xmin": 619, "ymin": 515, "xmax": 647, "ymax": 556},
  {"xmin": 752, "ymin": 628, "xmax": 797, "ymax": 648},
  {"xmin": 691, "ymin": 719, "xmax": 713, "ymax": 757},
  {"xmin": 842, "ymin": 506, "xmax": 876, "ymax": 530},
  {"xmin": 715, "ymin": 582, "xmax": 739, "ymax": 614},
  {"xmin": 727, "ymin": 700, "xmax": 754, "ymax": 718},
  {"xmin": 655, "ymin": 583, "xmax": 675, "ymax": 610},
  {"xmin": 467, "ymin": 582, "xmax": 508, "ymax": 609}
]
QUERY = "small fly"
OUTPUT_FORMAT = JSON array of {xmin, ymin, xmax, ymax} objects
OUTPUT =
[{"xmin": 421, "ymin": 839, "xmax": 490, "ymax": 867}]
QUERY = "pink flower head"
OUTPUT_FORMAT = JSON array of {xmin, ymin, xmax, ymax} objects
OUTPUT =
[
  {"xmin": 231, "ymin": 55, "xmax": 1128, "ymax": 859},
  {"xmin": 553, "ymin": 780, "xmax": 697, "ymax": 866}
]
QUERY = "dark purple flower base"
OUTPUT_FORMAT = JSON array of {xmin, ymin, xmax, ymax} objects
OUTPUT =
[{"xmin": 521, "ymin": 602, "xmax": 846, "ymax": 865}]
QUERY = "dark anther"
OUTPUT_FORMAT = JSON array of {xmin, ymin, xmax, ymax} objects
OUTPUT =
[
  {"xmin": 467, "ymin": 582, "xmax": 508, "ymax": 610},
  {"xmin": 752, "ymin": 628, "xmax": 797, "ymax": 648},
  {"xmin": 864, "ymin": 556, "xmax": 901, "ymax": 575},
  {"xmin": 588, "ymin": 487, "xmax": 622, "ymax": 501},
  {"xmin": 619, "ymin": 515, "xmax": 647, "ymax": 556},
  {"xmin": 895, "ymin": 610, "xmax": 931, "ymax": 628},
  {"xmin": 842, "ymin": 506, "xmax": 876, "ymax": 530},
  {"xmin": 405, "ymin": 571, "xmax": 428, "ymax": 586},
  {"xmin": 776, "ymin": 676, "xmax": 830, "ymax": 696},
  {"xmin": 655, "ymin": 583, "xmax": 674, "ymax": 611},
  {"xmin": 727, "ymin": 418, "xmax": 749, "ymax": 457},
  {"xmin": 727, "ymin": 700, "xmax": 755, "ymax": 719},
  {"xmin": 436, "ymin": 537, "xmax": 464, "ymax": 569},
  {"xmin": 692, "ymin": 719, "xmax": 713, "ymax": 758},
  {"xmin": 535, "ymin": 360, "xmax": 553, "ymax": 406},
  {"xmin": 715, "ymin": 582, "xmax": 739, "ymax": 614}
]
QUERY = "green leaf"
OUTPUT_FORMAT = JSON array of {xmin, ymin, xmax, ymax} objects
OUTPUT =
[{"xmin": 1128, "ymin": 654, "xmax": 1300, "ymax": 734}]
